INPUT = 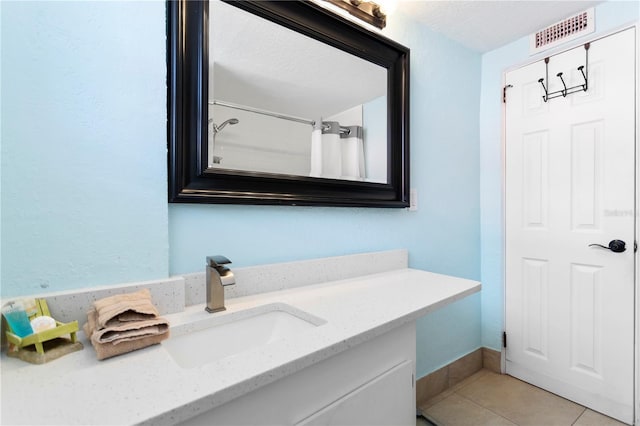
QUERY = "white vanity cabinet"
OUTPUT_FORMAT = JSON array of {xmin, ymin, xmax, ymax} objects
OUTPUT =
[
  {"xmin": 179, "ymin": 322, "xmax": 417, "ymax": 426},
  {"xmin": 296, "ymin": 359, "xmax": 414, "ymax": 426}
]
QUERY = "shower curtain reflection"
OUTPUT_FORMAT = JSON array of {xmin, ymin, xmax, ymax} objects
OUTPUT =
[
  {"xmin": 208, "ymin": 101, "xmax": 367, "ymax": 180},
  {"xmin": 340, "ymin": 125, "xmax": 365, "ymax": 180},
  {"xmin": 309, "ymin": 122, "xmax": 365, "ymax": 180}
]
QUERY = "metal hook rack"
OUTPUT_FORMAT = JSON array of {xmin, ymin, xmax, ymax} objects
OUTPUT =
[{"xmin": 538, "ymin": 43, "xmax": 590, "ymax": 102}]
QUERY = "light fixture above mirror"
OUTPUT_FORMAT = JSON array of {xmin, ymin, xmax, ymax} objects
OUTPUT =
[{"xmin": 322, "ymin": 0, "xmax": 388, "ymax": 29}]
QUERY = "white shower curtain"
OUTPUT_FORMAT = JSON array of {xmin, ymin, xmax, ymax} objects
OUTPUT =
[
  {"xmin": 309, "ymin": 126, "xmax": 323, "ymax": 177},
  {"xmin": 309, "ymin": 122, "xmax": 365, "ymax": 180},
  {"xmin": 340, "ymin": 125, "xmax": 365, "ymax": 180}
]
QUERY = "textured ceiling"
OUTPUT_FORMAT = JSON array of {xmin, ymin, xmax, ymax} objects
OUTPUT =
[{"xmin": 397, "ymin": 0, "xmax": 605, "ymax": 52}]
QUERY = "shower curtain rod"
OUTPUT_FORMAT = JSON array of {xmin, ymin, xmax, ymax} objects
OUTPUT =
[
  {"xmin": 210, "ymin": 100, "xmax": 313, "ymax": 125},
  {"xmin": 209, "ymin": 100, "xmax": 351, "ymax": 134}
]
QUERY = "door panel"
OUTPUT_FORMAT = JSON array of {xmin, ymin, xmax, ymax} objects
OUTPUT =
[
  {"xmin": 522, "ymin": 258, "xmax": 549, "ymax": 359},
  {"xmin": 569, "ymin": 263, "xmax": 602, "ymax": 377},
  {"xmin": 505, "ymin": 28, "xmax": 635, "ymax": 424},
  {"xmin": 570, "ymin": 121, "xmax": 602, "ymax": 230},
  {"xmin": 522, "ymin": 131, "xmax": 549, "ymax": 228}
]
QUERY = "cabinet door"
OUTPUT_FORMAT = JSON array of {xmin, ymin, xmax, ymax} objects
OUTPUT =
[{"xmin": 296, "ymin": 360, "xmax": 415, "ymax": 426}]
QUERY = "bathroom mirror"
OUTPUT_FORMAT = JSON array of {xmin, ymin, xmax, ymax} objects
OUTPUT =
[{"xmin": 167, "ymin": 0, "xmax": 409, "ymax": 207}]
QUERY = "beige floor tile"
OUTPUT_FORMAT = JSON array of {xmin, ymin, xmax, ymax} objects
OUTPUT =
[
  {"xmin": 482, "ymin": 347, "xmax": 501, "ymax": 373},
  {"xmin": 457, "ymin": 373, "xmax": 585, "ymax": 426},
  {"xmin": 417, "ymin": 365, "xmax": 449, "ymax": 405},
  {"xmin": 418, "ymin": 387, "xmax": 456, "ymax": 411},
  {"xmin": 449, "ymin": 349, "xmax": 483, "ymax": 388},
  {"xmin": 425, "ymin": 393, "xmax": 516, "ymax": 426},
  {"xmin": 424, "ymin": 394, "xmax": 514, "ymax": 426},
  {"xmin": 449, "ymin": 368, "xmax": 492, "ymax": 393},
  {"xmin": 573, "ymin": 409, "xmax": 627, "ymax": 426},
  {"xmin": 417, "ymin": 369, "xmax": 491, "ymax": 411}
]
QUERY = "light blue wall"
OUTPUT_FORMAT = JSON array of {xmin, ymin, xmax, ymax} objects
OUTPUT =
[
  {"xmin": 479, "ymin": 0, "xmax": 640, "ymax": 350},
  {"xmin": 1, "ymin": 1, "xmax": 169, "ymax": 296},
  {"xmin": 1, "ymin": 1, "xmax": 481, "ymax": 378}
]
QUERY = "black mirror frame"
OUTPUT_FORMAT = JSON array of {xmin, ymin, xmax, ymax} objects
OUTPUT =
[{"xmin": 167, "ymin": 0, "xmax": 409, "ymax": 207}]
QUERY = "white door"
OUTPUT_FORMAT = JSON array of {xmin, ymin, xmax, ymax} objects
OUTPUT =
[{"xmin": 505, "ymin": 28, "xmax": 636, "ymax": 424}]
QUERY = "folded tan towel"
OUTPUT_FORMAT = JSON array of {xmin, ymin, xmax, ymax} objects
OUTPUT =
[
  {"xmin": 93, "ymin": 288, "xmax": 159, "ymax": 329},
  {"xmin": 90, "ymin": 332, "xmax": 169, "ymax": 361},
  {"xmin": 85, "ymin": 308, "xmax": 169, "ymax": 344},
  {"xmin": 83, "ymin": 289, "xmax": 170, "ymax": 361}
]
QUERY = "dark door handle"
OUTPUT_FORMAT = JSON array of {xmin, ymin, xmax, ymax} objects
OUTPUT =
[{"xmin": 589, "ymin": 240, "xmax": 626, "ymax": 253}]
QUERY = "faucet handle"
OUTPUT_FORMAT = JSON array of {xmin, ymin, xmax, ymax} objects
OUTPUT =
[{"xmin": 207, "ymin": 255, "xmax": 231, "ymax": 267}]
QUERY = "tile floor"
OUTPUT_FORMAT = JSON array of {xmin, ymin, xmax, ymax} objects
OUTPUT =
[{"xmin": 416, "ymin": 369, "xmax": 627, "ymax": 426}]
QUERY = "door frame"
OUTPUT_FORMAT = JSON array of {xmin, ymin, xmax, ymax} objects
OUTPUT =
[{"xmin": 501, "ymin": 23, "xmax": 639, "ymax": 424}]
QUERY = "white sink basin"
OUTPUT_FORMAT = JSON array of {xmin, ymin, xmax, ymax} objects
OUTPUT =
[{"xmin": 163, "ymin": 303, "xmax": 326, "ymax": 368}]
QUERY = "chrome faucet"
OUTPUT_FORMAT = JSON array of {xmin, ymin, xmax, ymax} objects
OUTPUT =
[{"xmin": 205, "ymin": 255, "xmax": 235, "ymax": 313}]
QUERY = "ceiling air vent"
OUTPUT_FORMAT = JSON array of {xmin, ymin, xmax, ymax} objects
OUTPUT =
[{"xmin": 530, "ymin": 8, "xmax": 594, "ymax": 55}]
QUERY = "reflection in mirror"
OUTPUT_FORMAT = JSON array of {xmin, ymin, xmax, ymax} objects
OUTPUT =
[{"xmin": 209, "ymin": 0, "xmax": 387, "ymax": 183}]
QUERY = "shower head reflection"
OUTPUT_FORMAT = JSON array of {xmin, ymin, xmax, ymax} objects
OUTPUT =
[{"xmin": 213, "ymin": 118, "xmax": 239, "ymax": 133}]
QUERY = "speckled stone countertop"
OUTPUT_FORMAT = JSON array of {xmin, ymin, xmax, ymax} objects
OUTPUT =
[{"xmin": 1, "ymin": 269, "xmax": 480, "ymax": 425}]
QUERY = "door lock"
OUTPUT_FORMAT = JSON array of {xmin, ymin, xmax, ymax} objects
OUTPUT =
[{"xmin": 589, "ymin": 240, "xmax": 626, "ymax": 253}]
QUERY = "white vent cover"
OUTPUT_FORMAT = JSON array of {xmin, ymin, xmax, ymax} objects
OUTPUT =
[{"xmin": 530, "ymin": 8, "xmax": 594, "ymax": 55}]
